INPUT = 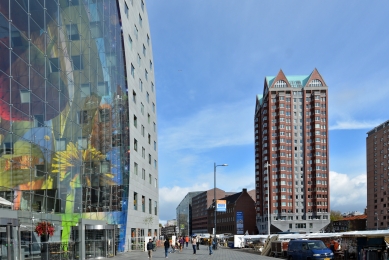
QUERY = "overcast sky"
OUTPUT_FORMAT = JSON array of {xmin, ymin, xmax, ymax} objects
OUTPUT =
[{"xmin": 146, "ymin": 0, "xmax": 389, "ymax": 223}]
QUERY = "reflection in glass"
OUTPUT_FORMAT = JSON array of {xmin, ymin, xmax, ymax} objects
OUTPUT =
[{"xmin": 0, "ymin": 0, "xmax": 130, "ymax": 254}]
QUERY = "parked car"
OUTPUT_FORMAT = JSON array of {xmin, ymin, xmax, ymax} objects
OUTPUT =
[{"xmin": 287, "ymin": 239, "xmax": 334, "ymax": 260}]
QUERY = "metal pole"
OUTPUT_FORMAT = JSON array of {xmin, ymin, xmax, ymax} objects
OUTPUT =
[
  {"xmin": 213, "ymin": 163, "xmax": 227, "ymax": 239},
  {"xmin": 214, "ymin": 162, "xmax": 216, "ymax": 238},
  {"xmin": 266, "ymin": 162, "xmax": 270, "ymax": 236}
]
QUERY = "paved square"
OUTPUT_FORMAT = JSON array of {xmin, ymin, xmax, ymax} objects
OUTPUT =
[{"xmin": 112, "ymin": 246, "xmax": 276, "ymax": 260}]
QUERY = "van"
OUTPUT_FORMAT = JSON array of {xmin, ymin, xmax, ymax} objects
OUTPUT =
[{"xmin": 287, "ymin": 239, "xmax": 334, "ymax": 260}]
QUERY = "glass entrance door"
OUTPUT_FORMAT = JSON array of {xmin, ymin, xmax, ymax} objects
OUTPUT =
[
  {"xmin": 84, "ymin": 224, "xmax": 116, "ymax": 259},
  {"xmin": 0, "ymin": 219, "xmax": 20, "ymax": 260}
]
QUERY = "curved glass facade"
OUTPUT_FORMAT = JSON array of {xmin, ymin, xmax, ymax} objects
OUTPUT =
[{"xmin": 0, "ymin": 0, "xmax": 130, "ymax": 256}]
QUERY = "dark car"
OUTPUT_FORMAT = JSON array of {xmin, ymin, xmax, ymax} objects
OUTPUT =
[{"xmin": 287, "ymin": 239, "xmax": 334, "ymax": 260}]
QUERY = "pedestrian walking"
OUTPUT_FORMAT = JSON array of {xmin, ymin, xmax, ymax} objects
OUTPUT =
[
  {"xmin": 185, "ymin": 236, "xmax": 189, "ymax": 248},
  {"xmin": 152, "ymin": 237, "xmax": 157, "ymax": 251},
  {"xmin": 164, "ymin": 238, "xmax": 170, "ymax": 258},
  {"xmin": 208, "ymin": 236, "xmax": 213, "ymax": 255},
  {"xmin": 191, "ymin": 235, "xmax": 197, "ymax": 254},
  {"xmin": 179, "ymin": 237, "xmax": 184, "ymax": 252},
  {"xmin": 146, "ymin": 239, "xmax": 154, "ymax": 258},
  {"xmin": 196, "ymin": 235, "xmax": 200, "ymax": 250},
  {"xmin": 170, "ymin": 242, "xmax": 176, "ymax": 253}
]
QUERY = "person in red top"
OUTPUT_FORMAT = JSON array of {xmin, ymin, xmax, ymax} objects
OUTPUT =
[{"xmin": 185, "ymin": 236, "xmax": 189, "ymax": 248}]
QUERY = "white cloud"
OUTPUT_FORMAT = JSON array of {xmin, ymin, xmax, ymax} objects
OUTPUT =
[
  {"xmin": 158, "ymin": 171, "xmax": 366, "ymax": 223},
  {"xmin": 330, "ymin": 171, "xmax": 366, "ymax": 213},
  {"xmin": 159, "ymin": 100, "xmax": 254, "ymax": 153},
  {"xmin": 158, "ymin": 168, "xmax": 255, "ymax": 223},
  {"xmin": 159, "ymin": 184, "xmax": 210, "ymax": 222},
  {"xmin": 329, "ymin": 119, "xmax": 383, "ymax": 130}
]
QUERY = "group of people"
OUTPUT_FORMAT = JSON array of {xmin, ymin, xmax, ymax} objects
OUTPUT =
[
  {"xmin": 161, "ymin": 235, "xmax": 215, "ymax": 258},
  {"xmin": 190, "ymin": 235, "xmax": 215, "ymax": 255}
]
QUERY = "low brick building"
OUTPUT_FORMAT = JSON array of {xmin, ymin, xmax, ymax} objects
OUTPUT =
[
  {"xmin": 207, "ymin": 188, "xmax": 257, "ymax": 235},
  {"xmin": 333, "ymin": 215, "xmax": 367, "ymax": 232}
]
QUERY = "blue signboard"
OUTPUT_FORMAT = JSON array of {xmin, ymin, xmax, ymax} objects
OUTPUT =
[{"xmin": 236, "ymin": 211, "xmax": 244, "ymax": 235}]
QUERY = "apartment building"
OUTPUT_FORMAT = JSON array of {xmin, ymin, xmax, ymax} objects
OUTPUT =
[
  {"xmin": 254, "ymin": 69, "xmax": 330, "ymax": 234},
  {"xmin": 366, "ymin": 120, "xmax": 389, "ymax": 230}
]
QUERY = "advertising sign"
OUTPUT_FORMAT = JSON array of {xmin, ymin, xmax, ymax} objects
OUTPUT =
[
  {"xmin": 216, "ymin": 200, "xmax": 227, "ymax": 212},
  {"xmin": 236, "ymin": 211, "xmax": 244, "ymax": 235}
]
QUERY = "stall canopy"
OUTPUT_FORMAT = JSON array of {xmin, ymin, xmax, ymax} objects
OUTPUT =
[{"xmin": 0, "ymin": 197, "xmax": 13, "ymax": 206}]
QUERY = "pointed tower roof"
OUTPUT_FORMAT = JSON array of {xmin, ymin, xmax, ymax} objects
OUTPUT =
[
  {"xmin": 266, "ymin": 69, "xmax": 292, "ymax": 88},
  {"xmin": 257, "ymin": 69, "xmax": 327, "ymax": 109},
  {"xmin": 305, "ymin": 68, "xmax": 327, "ymax": 87}
]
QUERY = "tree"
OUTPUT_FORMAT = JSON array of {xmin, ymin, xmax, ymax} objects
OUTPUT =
[
  {"xmin": 143, "ymin": 216, "xmax": 154, "ymax": 236},
  {"xmin": 330, "ymin": 210, "xmax": 343, "ymax": 221}
]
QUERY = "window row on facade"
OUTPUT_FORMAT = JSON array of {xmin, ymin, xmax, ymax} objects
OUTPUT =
[
  {"xmin": 133, "ymin": 192, "xmax": 157, "ymax": 215},
  {"xmin": 133, "ymin": 162, "xmax": 158, "ymax": 187}
]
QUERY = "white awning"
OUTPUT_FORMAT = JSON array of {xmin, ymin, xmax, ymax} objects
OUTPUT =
[{"xmin": 0, "ymin": 197, "xmax": 13, "ymax": 206}]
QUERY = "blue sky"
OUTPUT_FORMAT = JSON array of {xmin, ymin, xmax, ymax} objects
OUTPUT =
[{"xmin": 146, "ymin": 0, "xmax": 389, "ymax": 223}]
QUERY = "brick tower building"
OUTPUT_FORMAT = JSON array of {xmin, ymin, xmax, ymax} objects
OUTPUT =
[{"xmin": 254, "ymin": 69, "xmax": 330, "ymax": 234}]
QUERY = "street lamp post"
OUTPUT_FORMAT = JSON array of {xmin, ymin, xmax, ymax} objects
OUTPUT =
[
  {"xmin": 265, "ymin": 161, "xmax": 270, "ymax": 236},
  {"xmin": 214, "ymin": 163, "xmax": 228, "ymax": 239}
]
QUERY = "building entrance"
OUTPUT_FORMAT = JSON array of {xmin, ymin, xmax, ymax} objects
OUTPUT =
[
  {"xmin": 0, "ymin": 218, "xmax": 20, "ymax": 260},
  {"xmin": 73, "ymin": 224, "xmax": 117, "ymax": 259}
]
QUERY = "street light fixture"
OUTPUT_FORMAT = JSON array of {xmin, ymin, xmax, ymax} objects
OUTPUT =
[
  {"xmin": 214, "ymin": 163, "xmax": 228, "ymax": 239},
  {"xmin": 265, "ymin": 161, "xmax": 270, "ymax": 236}
]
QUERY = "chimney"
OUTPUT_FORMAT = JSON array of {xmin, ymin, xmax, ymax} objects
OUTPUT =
[{"xmin": 242, "ymin": 188, "xmax": 247, "ymax": 193}]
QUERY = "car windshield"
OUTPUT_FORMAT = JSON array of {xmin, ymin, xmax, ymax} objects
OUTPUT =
[{"xmin": 307, "ymin": 241, "xmax": 327, "ymax": 249}]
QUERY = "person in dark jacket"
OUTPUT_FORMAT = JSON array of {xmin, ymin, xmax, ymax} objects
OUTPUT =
[
  {"xmin": 164, "ymin": 238, "xmax": 170, "ymax": 258},
  {"xmin": 147, "ymin": 239, "xmax": 154, "ymax": 258}
]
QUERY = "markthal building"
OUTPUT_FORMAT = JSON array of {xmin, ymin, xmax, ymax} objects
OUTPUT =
[{"xmin": 0, "ymin": 0, "xmax": 159, "ymax": 259}]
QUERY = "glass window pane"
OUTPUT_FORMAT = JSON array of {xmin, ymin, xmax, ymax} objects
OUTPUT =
[
  {"xmin": 78, "ymin": 137, "xmax": 87, "ymax": 150},
  {"xmin": 81, "ymin": 83, "xmax": 91, "ymax": 97},
  {"xmin": 20, "ymin": 90, "xmax": 30, "ymax": 103}
]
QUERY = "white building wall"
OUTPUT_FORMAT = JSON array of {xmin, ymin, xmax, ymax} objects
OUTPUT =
[{"xmin": 118, "ymin": 0, "xmax": 159, "ymax": 251}]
